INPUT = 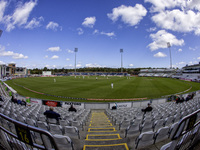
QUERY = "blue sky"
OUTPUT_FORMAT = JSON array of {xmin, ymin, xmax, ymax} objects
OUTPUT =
[{"xmin": 0, "ymin": 0, "xmax": 200, "ymax": 69}]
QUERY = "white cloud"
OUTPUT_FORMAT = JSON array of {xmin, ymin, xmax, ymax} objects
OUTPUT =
[
  {"xmin": 68, "ymin": 64, "xmax": 73, "ymax": 67},
  {"xmin": 189, "ymin": 47, "xmax": 197, "ymax": 51},
  {"xmin": 145, "ymin": 0, "xmax": 200, "ymax": 35},
  {"xmin": 0, "ymin": 0, "xmax": 7, "ymax": 22},
  {"xmin": 66, "ymin": 58, "xmax": 70, "ymax": 61},
  {"xmin": 2, "ymin": 0, "xmax": 38, "ymax": 32},
  {"xmin": 0, "ymin": 45, "xmax": 5, "ymax": 51},
  {"xmin": 51, "ymin": 55, "xmax": 59, "ymax": 59},
  {"xmin": 44, "ymin": 55, "xmax": 48, "ymax": 59},
  {"xmin": 10, "ymin": 61, "xmax": 16, "ymax": 63},
  {"xmin": 107, "ymin": 4, "xmax": 147, "ymax": 26},
  {"xmin": 187, "ymin": 0, "xmax": 200, "ymax": 11},
  {"xmin": 76, "ymin": 63, "xmax": 82, "ymax": 68},
  {"xmin": 148, "ymin": 30, "xmax": 184, "ymax": 51},
  {"xmin": 100, "ymin": 31, "xmax": 115, "ymax": 37},
  {"xmin": 0, "ymin": 60, "xmax": 5, "ymax": 64},
  {"xmin": 178, "ymin": 62, "xmax": 186, "ymax": 65},
  {"xmin": 152, "ymin": 10, "xmax": 200, "ymax": 35},
  {"xmin": 25, "ymin": 16, "xmax": 43, "ymax": 29},
  {"xmin": 93, "ymin": 29, "xmax": 99, "ymax": 34},
  {"xmin": 13, "ymin": 53, "xmax": 28, "ymax": 59},
  {"xmin": 145, "ymin": 0, "xmax": 200, "ymax": 12},
  {"xmin": 46, "ymin": 21, "xmax": 61, "ymax": 31},
  {"xmin": 3, "ymin": 16, "xmax": 15, "ymax": 31},
  {"xmin": 93, "ymin": 29, "xmax": 115, "ymax": 37},
  {"xmin": 0, "ymin": 46, "xmax": 28, "ymax": 59},
  {"xmin": 67, "ymin": 49, "xmax": 74, "ymax": 53},
  {"xmin": 178, "ymin": 49, "xmax": 182, "ymax": 52},
  {"xmin": 129, "ymin": 64, "xmax": 134, "ymax": 67},
  {"xmin": 85, "ymin": 63, "xmax": 105, "ymax": 68},
  {"xmin": 147, "ymin": 27, "xmax": 157, "ymax": 32},
  {"xmin": 82, "ymin": 16, "xmax": 96, "ymax": 28},
  {"xmin": 188, "ymin": 61, "xmax": 194, "ymax": 65},
  {"xmin": 47, "ymin": 46, "xmax": 61, "ymax": 52},
  {"xmin": 45, "ymin": 65, "xmax": 50, "ymax": 68},
  {"xmin": 77, "ymin": 28, "xmax": 84, "ymax": 35},
  {"xmin": 154, "ymin": 52, "xmax": 167, "ymax": 57},
  {"xmin": 13, "ymin": 1, "xmax": 37, "ymax": 25},
  {"xmin": 197, "ymin": 57, "xmax": 200, "ymax": 60},
  {"xmin": 1, "ymin": 51, "xmax": 28, "ymax": 59},
  {"xmin": 144, "ymin": 0, "xmax": 179, "ymax": 12}
]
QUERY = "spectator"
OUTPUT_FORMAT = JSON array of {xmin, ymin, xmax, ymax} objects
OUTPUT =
[
  {"xmin": 186, "ymin": 94, "xmax": 192, "ymax": 101},
  {"xmin": 176, "ymin": 96, "xmax": 184, "ymax": 103},
  {"xmin": 181, "ymin": 97, "xmax": 185, "ymax": 102},
  {"xmin": 0, "ymin": 96, "xmax": 3, "ymax": 102},
  {"xmin": 44, "ymin": 107, "xmax": 61, "ymax": 121},
  {"xmin": 112, "ymin": 103, "xmax": 117, "ymax": 110},
  {"xmin": 11, "ymin": 96, "xmax": 17, "ymax": 103},
  {"xmin": 142, "ymin": 103, "xmax": 153, "ymax": 113},
  {"xmin": 176, "ymin": 96, "xmax": 181, "ymax": 103},
  {"xmin": 191, "ymin": 93, "xmax": 195, "ymax": 99},
  {"xmin": 68, "ymin": 105, "xmax": 77, "ymax": 112},
  {"xmin": 17, "ymin": 99, "xmax": 22, "ymax": 105},
  {"xmin": 21, "ymin": 99, "xmax": 27, "ymax": 107}
]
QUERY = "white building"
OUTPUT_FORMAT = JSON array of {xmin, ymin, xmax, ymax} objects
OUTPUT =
[
  {"xmin": 0, "ymin": 64, "xmax": 27, "ymax": 79},
  {"xmin": 15, "ymin": 67, "xmax": 28, "ymax": 76},
  {"xmin": 0, "ymin": 64, "xmax": 7, "ymax": 79}
]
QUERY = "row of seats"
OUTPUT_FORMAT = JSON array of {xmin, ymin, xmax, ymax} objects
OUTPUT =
[
  {"xmin": 0, "ymin": 101, "xmax": 90, "ymax": 138},
  {"xmin": 106, "ymin": 98, "xmax": 200, "ymax": 133},
  {"xmin": 106, "ymin": 97, "xmax": 200, "ymax": 149},
  {"xmin": 0, "ymin": 98, "xmax": 86, "ymax": 150}
]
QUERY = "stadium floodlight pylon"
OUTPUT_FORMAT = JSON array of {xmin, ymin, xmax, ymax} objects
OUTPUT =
[
  {"xmin": 75, "ymin": 48, "xmax": 78, "ymax": 73},
  {"xmin": 0, "ymin": 29, "xmax": 3, "ymax": 37},
  {"xmin": 167, "ymin": 42, "xmax": 172, "ymax": 69},
  {"xmin": 120, "ymin": 49, "xmax": 123, "ymax": 73}
]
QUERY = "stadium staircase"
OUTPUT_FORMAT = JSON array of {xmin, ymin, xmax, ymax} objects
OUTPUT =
[{"xmin": 83, "ymin": 110, "xmax": 129, "ymax": 150}]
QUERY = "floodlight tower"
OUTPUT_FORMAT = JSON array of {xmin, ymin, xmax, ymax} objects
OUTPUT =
[
  {"xmin": 0, "ymin": 29, "xmax": 2, "ymax": 79},
  {"xmin": 120, "ymin": 49, "xmax": 123, "ymax": 73},
  {"xmin": 0, "ymin": 30, "xmax": 2, "ymax": 37},
  {"xmin": 74, "ymin": 48, "xmax": 78, "ymax": 73},
  {"xmin": 167, "ymin": 42, "xmax": 172, "ymax": 69}
]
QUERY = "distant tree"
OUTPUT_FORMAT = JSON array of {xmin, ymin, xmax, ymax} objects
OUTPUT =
[{"xmin": 43, "ymin": 67, "xmax": 48, "ymax": 71}]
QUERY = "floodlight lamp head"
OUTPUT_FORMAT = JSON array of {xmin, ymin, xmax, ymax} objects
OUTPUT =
[
  {"xmin": 167, "ymin": 42, "xmax": 171, "ymax": 48},
  {"xmin": 0, "ymin": 30, "xmax": 3, "ymax": 37},
  {"xmin": 74, "ymin": 48, "xmax": 78, "ymax": 52},
  {"xmin": 120, "ymin": 49, "xmax": 123, "ymax": 53}
]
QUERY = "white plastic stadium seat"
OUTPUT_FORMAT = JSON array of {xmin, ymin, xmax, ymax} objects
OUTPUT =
[
  {"xmin": 47, "ymin": 118, "xmax": 58, "ymax": 124},
  {"xmin": 59, "ymin": 120, "xmax": 70, "ymax": 127},
  {"xmin": 169, "ymin": 122, "xmax": 179, "ymax": 138},
  {"xmin": 63, "ymin": 126, "xmax": 80, "ymax": 139},
  {"xmin": 119, "ymin": 120, "xmax": 130, "ymax": 130},
  {"xmin": 153, "ymin": 119, "xmax": 165, "ymax": 131},
  {"xmin": 49, "ymin": 124, "xmax": 63, "ymax": 135},
  {"xmin": 37, "ymin": 121, "xmax": 49, "ymax": 131},
  {"xmin": 154, "ymin": 126, "xmax": 170, "ymax": 143},
  {"xmin": 125, "ymin": 123, "xmax": 140, "ymax": 138},
  {"xmin": 135, "ymin": 131, "xmax": 155, "ymax": 149},
  {"xmin": 53, "ymin": 134, "xmax": 74, "ymax": 150}
]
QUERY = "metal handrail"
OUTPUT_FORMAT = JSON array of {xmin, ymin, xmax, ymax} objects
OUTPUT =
[
  {"xmin": 0, "ymin": 112, "xmax": 60, "ymax": 150},
  {"xmin": 171, "ymin": 108, "xmax": 200, "ymax": 140}
]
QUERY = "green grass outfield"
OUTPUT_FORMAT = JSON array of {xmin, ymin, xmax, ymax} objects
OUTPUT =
[{"xmin": 5, "ymin": 76, "xmax": 200, "ymax": 102}]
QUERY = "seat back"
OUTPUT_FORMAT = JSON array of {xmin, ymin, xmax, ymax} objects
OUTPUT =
[
  {"xmin": 53, "ymin": 134, "xmax": 74, "ymax": 150},
  {"xmin": 155, "ymin": 126, "xmax": 170, "ymax": 143},
  {"xmin": 135, "ymin": 131, "xmax": 155, "ymax": 149},
  {"xmin": 49, "ymin": 124, "xmax": 62, "ymax": 135}
]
